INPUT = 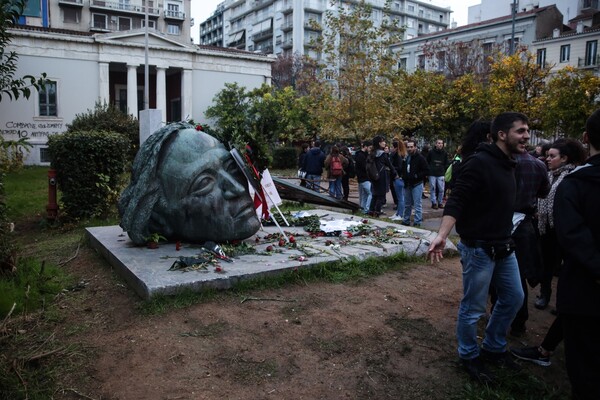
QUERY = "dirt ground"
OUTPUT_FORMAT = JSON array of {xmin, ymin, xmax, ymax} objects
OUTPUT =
[{"xmin": 38, "ymin": 243, "xmax": 570, "ymax": 400}]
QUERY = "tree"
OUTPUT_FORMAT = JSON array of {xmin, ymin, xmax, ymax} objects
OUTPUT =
[
  {"xmin": 271, "ymin": 52, "xmax": 315, "ymax": 94},
  {"xmin": 205, "ymin": 83, "xmax": 315, "ymax": 169},
  {"xmin": 419, "ymin": 38, "xmax": 499, "ymax": 81},
  {"xmin": 0, "ymin": 0, "xmax": 46, "ymax": 102},
  {"xmin": 540, "ymin": 66, "xmax": 600, "ymax": 138},
  {"xmin": 304, "ymin": 0, "xmax": 404, "ymax": 142},
  {"xmin": 487, "ymin": 48, "xmax": 551, "ymax": 128}
]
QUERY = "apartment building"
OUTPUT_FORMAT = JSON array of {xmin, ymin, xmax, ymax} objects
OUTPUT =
[
  {"xmin": 200, "ymin": 2, "xmax": 226, "ymax": 47},
  {"xmin": 2, "ymin": 1, "xmax": 274, "ymax": 165},
  {"xmin": 393, "ymin": 5, "xmax": 564, "ymax": 73},
  {"xmin": 468, "ymin": 0, "xmax": 591, "ymax": 26},
  {"xmin": 199, "ymin": 0, "xmax": 452, "ymax": 57},
  {"xmin": 531, "ymin": 9, "xmax": 600, "ymax": 73}
]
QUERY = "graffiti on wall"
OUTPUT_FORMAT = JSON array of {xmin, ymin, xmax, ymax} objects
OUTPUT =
[{"xmin": 1, "ymin": 121, "xmax": 65, "ymax": 140}]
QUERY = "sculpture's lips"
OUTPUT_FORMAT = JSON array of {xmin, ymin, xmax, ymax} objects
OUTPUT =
[{"xmin": 234, "ymin": 204, "xmax": 255, "ymax": 219}]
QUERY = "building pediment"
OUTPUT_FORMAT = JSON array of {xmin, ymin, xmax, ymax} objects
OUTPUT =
[{"xmin": 93, "ymin": 29, "xmax": 191, "ymax": 49}]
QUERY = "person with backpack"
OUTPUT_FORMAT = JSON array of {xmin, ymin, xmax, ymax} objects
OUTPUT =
[
  {"xmin": 368, "ymin": 136, "xmax": 399, "ymax": 217},
  {"xmin": 324, "ymin": 146, "xmax": 348, "ymax": 200}
]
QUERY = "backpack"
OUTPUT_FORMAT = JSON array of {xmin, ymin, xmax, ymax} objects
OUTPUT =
[
  {"xmin": 330, "ymin": 156, "xmax": 343, "ymax": 177},
  {"xmin": 366, "ymin": 155, "xmax": 381, "ymax": 181}
]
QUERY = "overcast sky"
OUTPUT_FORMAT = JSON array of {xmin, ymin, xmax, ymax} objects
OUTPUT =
[{"xmin": 191, "ymin": 0, "xmax": 482, "ymax": 44}]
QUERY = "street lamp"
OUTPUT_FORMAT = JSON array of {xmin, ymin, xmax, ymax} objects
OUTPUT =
[{"xmin": 510, "ymin": 0, "xmax": 518, "ymax": 55}]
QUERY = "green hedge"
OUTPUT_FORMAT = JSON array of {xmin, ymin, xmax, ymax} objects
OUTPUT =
[
  {"xmin": 47, "ymin": 130, "xmax": 129, "ymax": 220},
  {"xmin": 272, "ymin": 147, "xmax": 298, "ymax": 169},
  {"xmin": 67, "ymin": 102, "xmax": 139, "ymax": 162}
]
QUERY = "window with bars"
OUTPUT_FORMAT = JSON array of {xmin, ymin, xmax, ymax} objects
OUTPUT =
[{"xmin": 39, "ymin": 81, "xmax": 57, "ymax": 117}]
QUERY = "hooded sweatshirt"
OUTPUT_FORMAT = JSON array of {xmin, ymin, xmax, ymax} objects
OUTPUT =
[
  {"xmin": 443, "ymin": 143, "xmax": 516, "ymax": 242},
  {"xmin": 303, "ymin": 147, "xmax": 326, "ymax": 175}
]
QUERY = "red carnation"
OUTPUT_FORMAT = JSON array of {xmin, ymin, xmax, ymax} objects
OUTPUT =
[{"xmin": 195, "ymin": 124, "xmax": 203, "ymax": 131}]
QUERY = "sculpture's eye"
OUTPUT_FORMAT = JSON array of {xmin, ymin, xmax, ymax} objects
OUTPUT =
[{"xmin": 189, "ymin": 173, "xmax": 215, "ymax": 196}]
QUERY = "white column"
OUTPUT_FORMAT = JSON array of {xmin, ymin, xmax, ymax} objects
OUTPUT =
[
  {"xmin": 156, "ymin": 66, "xmax": 167, "ymax": 123},
  {"xmin": 181, "ymin": 68, "xmax": 193, "ymax": 121},
  {"xmin": 98, "ymin": 62, "xmax": 110, "ymax": 104},
  {"xmin": 127, "ymin": 64, "xmax": 139, "ymax": 118}
]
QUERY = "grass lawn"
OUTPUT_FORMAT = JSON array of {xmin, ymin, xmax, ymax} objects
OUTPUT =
[{"xmin": 3, "ymin": 166, "xmax": 51, "ymax": 221}]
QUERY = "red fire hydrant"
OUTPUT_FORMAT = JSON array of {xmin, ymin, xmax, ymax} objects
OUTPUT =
[{"xmin": 47, "ymin": 169, "xmax": 58, "ymax": 221}]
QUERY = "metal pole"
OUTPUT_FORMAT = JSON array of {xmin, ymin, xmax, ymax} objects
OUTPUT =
[
  {"xmin": 510, "ymin": 0, "xmax": 517, "ymax": 55},
  {"xmin": 144, "ymin": 0, "xmax": 149, "ymax": 110}
]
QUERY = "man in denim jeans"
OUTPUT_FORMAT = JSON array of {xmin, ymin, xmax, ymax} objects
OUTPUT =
[
  {"xmin": 401, "ymin": 139, "xmax": 428, "ymax": 227},
  {"xmin": 354, "ymin": 141, "xmax": 372, "ymax": 214},
  {"xmin": 428, "ymin": 112, "xmax": 530, "ymax": 384}
]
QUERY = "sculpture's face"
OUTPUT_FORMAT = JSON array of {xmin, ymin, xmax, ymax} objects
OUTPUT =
[{"xmin": 157, "ymin": 129, "xmax": 260, "ymax": 242}]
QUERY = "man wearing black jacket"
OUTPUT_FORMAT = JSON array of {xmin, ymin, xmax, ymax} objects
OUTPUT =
[
  {"xmin": 401, "ymin": 139, "xmax": 429, "ymax": 227},
  {"xmin": 354, "ymin": 141, "xmax": 372, "ymax": 214},
  {"xmin": 428, "ymin": 112, "xmax": 530, "ymax": 384},
  {"xmin": 554, "ymin": 109, "xmax": 600, "ymax": 400}
]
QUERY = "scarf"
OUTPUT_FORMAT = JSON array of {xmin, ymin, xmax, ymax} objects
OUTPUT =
[{"xmin": 537, "ymin": 163, "xmax": 576, "ymax": 235}]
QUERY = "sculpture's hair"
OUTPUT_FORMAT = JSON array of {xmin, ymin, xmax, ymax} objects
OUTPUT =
[{"xmin": 118, "ymin": 122, "xmax": 193, "ymax": 244}]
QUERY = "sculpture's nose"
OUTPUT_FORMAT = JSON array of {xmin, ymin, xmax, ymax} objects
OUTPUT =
[{"xmin": 219, "ymin": 170, "xmax": 246, "ymax": 199}]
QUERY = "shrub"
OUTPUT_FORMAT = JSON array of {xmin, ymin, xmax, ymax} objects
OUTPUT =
[
  {"xmin": 272, "ymin": 147, "xmax": 297, "ymax": 169},
  {"xmin": 0, "ymin": 176, "xmax": 17, "ymax": 274},
  {"xmin": 47, "ymin": 130, "xmax": 129, "ymax": 220},
  {"xmin": 67, "ymin": 101, "xmax": 139, "ymax": 161}
]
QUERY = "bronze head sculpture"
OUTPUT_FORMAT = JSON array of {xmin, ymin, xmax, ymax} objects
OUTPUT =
[{"xmin": 118, "ymin": 122, "xmax": 261, "ymax": 245}]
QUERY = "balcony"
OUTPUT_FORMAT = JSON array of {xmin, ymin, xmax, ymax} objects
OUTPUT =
[
  {"xmin": 58, "ymin": 0, "xmax": 83, "ymax": 6},
  {"xmin": 304, "ymin": 0, "xmax": 325, "ymax": 12},
  {"xmin": 281, "ymin": 38, "xmax": 293, "ymax": 49},
  {"xmin": 252, "ymin": 28, "xmax": 273, "ymax": 42},
  {"xmin": 304, "ymin": 20, "xmax": 322, "ymax": 31},
  {"xmin": 578, "ymin": 54, "xmax": 600, "ymax": 68},
  {"xmin": 281, "ymin": 1, "xmax": 293, "ymax": 14},
  {"xmin": 164, "ymin": 10, "xmax": 185, "ymax": 20},
  {"xmin": 251, "ymin": 0, "xmax": 275, "ymax": 11},
  {"xmin": 281, "ymin": 21, "xmax": 293, "ymax": 32},
  {"xmin": 90, "ymin": 0, "xmax": 159, "ymax": 17},
  {"xmin": 256, "ymin": 45, "xmax": 273, "ymax": 54}
]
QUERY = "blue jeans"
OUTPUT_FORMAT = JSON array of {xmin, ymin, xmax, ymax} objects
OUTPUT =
[
  {"xmin": 429, "ymin": 175, "xmax": 445, "ymax": 206},
  {"xmin": 358, "ymin": 181, "xmax": 372, "ymax": 213},
  {"xmin": 305, "ymin": 174, "xmax": 321, "ymax": 192},
  {"xmin": 402, "ymin": 183, "xmax": 423, "ymax": 225},
  {"xmin": 328, "ymin": 177, "xmax": 342, "ymax": 199},
  {"xmin": 456, "ymin": 241, "xmax": 524, "ymax": 359},
  {"xmin": 393, "ymin": 179, "xmax": 405, "ymax": 216}
]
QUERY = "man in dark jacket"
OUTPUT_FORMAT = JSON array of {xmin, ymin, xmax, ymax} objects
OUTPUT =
[
  {"xmin": 401, "ymin": 139, "xmax": 429, "ymax": 227},
  {"xmin": 428, "ymin": 112, "xmax": 530, "ymax": 384},
  {"xmin": 354, "ymin": 141, "xmax": 372, "ymax": 214},
  {"xmin": 554, "ymin": 109, "xmax": 600, "ymax": 400},
  {"xmin": 303, "ymin": 140, "xmax": 326, "ymax": 192},
  {"xmin": 426, "ymin": 139, "xmax": 449, "ymax": 209}
]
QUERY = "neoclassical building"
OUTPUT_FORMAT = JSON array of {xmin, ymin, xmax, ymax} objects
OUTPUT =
[{"xmin": 1, "ymin": 1, "xmax": 273, "ymax": 165}]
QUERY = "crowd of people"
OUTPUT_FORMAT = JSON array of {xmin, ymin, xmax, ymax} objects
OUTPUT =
[
  {"xmin": 297, "ymin": 135, "xmax": 451, "ymax": 228},
  {"xmin": 296, "ymin": 109, "xmax": 600, "ymax": 399}
]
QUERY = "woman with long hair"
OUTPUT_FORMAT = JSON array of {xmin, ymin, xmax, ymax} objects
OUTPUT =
[{"xmin": 536, "ymin": 138, "xmax": 587, "ymax": 309}]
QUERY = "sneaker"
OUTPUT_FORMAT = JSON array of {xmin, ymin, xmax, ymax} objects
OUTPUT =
[
  {"xmin": 510, "ymin": 346, "xmax": 551, "ymax": 367},
  {"xmin": 534, "ymin": 296, "xmax": 549, "ymax": 310},
  {"xmin": 413, "ymin": 223, "xmax": 421, "ymax": 228},
  {"xmin": 390, "ymin": 215, "xmax": 403, "ymax": 221},
  {"xmin": 439, "ymin": 203, "xmax": 444, "ymax": 209},
  {"xmin": 480, "ymin": 349, "xmax": 522, "ymax": 371},
  {"xmin": 432, "ymin": 204, "xmax": 438, "ymax": 209},
  {"xmin": 460, "ymin": 357, "xmax": 496, "ymax": 385}
]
